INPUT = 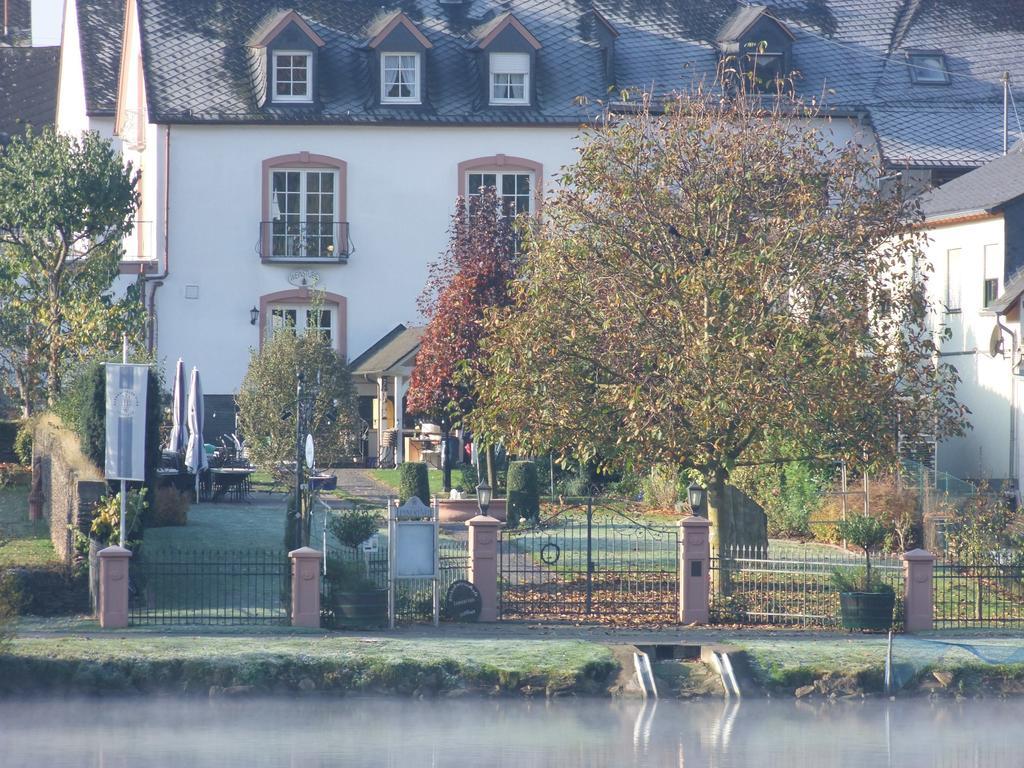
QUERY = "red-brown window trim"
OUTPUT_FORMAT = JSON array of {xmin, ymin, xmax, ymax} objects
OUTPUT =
[
  {"xmin": 260, "ymin": 152, "xmax": 348, "ymax": 262},
  {"xmin": 258, "ymin": 288, "xmax": 348, "ymax": 357},
  {"xmin": 457, "ymin": 154, "xmax": 543, "ymax": 213}
]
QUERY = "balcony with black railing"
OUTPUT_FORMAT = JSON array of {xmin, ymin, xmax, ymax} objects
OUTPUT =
[{"xmin": 258, "ymin": 220, "xmax": 350, "ymax": 263}]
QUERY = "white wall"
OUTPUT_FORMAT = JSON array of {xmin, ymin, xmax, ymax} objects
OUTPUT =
[
  {"xmin": 140, "ymin": 116, "xmax": 873, "ymax": 396},
  {"xmin": 923, "ymin": 215, "xmax": 1016, "ymax": 482},
  {"xmin": 55, "ymin": 0, "xmax": 116, "ymax": 141},
  {"xmin": 31, "ymin": 0, "xmax": 62, "ymax": 46}
]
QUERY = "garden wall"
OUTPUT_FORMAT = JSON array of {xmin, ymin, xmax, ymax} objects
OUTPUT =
[{"xmin": 32, "ymin": 414, "xmax": 105, "ymax": 565}]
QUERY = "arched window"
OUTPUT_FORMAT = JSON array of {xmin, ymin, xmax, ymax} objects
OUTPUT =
[
  {"xmin": 260, "ymin": 153, "xmax": 348, "ymax": 262},
  {"xmin": 457, "ymin": 154, "xmax": 543, "ymax": 216},
  {"xmin": 258, "ymin": 288, "xmax": 348, "ymax": 357}
]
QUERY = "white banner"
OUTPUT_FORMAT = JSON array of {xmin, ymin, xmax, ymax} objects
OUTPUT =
[{"xmin": 105, "ymin": 363, "xmax": 149, "ymax": 481}]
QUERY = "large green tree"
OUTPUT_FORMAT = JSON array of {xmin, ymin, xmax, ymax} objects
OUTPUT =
[
  {"xmin": 470, "ymin": 89, "xmax": 965, "ymax": 550},
  {"xmin": 0, "ymin": 128, "xmax": 143, "ymax": 414}
]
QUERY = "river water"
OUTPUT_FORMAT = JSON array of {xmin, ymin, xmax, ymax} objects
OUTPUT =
[{"xmin": 0, "ymin": 696, "xmax": 1019, "ymax": 767}]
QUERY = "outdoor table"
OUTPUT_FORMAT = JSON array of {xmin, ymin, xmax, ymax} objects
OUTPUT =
[{"xmin": 209, "ymin": 467, "xmax": 254, "ymax": 502}]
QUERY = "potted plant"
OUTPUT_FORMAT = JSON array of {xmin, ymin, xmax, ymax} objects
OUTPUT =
[
  {"xmin": 833, "ymin": 515, "xmax": 895, "ymax": 631},
  {"xmin": 324, "ymin": 506, "xmax": 386, "ymax": 628}
]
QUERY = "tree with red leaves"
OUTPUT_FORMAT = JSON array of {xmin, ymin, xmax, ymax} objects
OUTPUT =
[{"xmin": 407, "ymin": 187, "xmax": 517, "ymax": 490}]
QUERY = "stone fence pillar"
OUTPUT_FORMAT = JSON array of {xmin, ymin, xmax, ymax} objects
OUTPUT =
[
  {"xmin": 903, "ymin": 548, "xmax": 935, "ymax": 633},
  {"xmin": 679, "ymin": 516, "xmax": 711, "ymax": 624},
  {"xmin": 289, "ymin": 547, "xmax": 322, "ymax": 628},
  {"xmin": 466, "ymin": 515, "xmax": 502, "ymax": 622},
  {"xmin": 98, "ymin": 545, "xmax": 132, "ymax": 629}
]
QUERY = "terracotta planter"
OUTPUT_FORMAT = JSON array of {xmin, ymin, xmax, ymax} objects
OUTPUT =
[{"xmin": 437, "ymin": 498, "xmax": 506, "ymax": 523}]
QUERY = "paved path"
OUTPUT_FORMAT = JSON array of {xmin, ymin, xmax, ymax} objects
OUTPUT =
[{"xmin": 328, "ymin": 468, "xmax": 395, "ymax": 506}]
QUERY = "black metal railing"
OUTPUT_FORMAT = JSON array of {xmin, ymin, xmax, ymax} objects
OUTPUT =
[
  {"xmin": 259, "ymin": 220, "xmax": 349, "ymax": 261},
  {"xmin": 128, "ymin": 548, "xmax": 290, "ymax": 626},
  {"xmin": 710, "ymin": 546, "xmax": 904, "ymax": 628},
  {"xmin": 499, "ymin": 503, "xmax": 678, "ymax": 624},
  {"xmin": 933, "ymin": 560, "xmax": 1024, "ymax": 628}
]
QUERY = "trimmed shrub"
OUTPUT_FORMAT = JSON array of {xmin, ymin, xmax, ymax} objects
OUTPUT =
[
  {"xmin": 0, "ymin": 565, "xmax": 88, "ymax": 616},
  {"xmin": 328, "ymin": 507, "xmax": 381, "ymax": 549},
  {"xmin": 13, "ymin": 421, "xmax": 32, "ymax": 466},
  {"xmin": 399, "ymin": 462, "xmax": 430, "ymax": 505},
  {"xmin": 150, "ymin": 487, "xmax": 189, "ymax": 527},
  {"xmin": 456, "ymin": 463, "xmax": 478, "ymax": 494},
  {"xmin": 507, "ymin": 461, "xmax": 539, "ymax": 526}
]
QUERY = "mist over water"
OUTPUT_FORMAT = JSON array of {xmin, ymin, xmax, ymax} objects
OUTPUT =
[{"xmin": 0, "ymin": 696, "xmax": 1018, "ymax": 767}]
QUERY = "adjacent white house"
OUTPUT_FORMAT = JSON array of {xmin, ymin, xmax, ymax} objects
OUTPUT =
[
  {"xmin": 920, "ymin": 148, "xmax": 1024, "ymax": 489},
  {"xmin": 52, "ymin": 0, "xmax": 1024, "ymax": 465}
]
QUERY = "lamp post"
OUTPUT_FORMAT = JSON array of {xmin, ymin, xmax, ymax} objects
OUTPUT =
[
  {"xmin": 476, "ymin": 479, "xmax": 492, "ymax": 517},
  {"xmin": 687, "ymin": 482, "xmax": 706, "ymax": 517}
]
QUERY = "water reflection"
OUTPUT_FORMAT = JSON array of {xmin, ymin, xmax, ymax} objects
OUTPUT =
[{"xmin": 0, "ymin": 695, "xmax": 1019, "ymax": 767}]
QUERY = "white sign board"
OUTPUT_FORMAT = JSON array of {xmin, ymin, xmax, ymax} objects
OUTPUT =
[
  {"xmin": 304, "ymin": 433, "xmax": 315, "ymax": 468},
  {"xmin": 395, "ymin": 523, "xmax": 437, "ymax": 578},
  {"xmin": 104, "ymin": 363, "xmax": 149, "ymax": 481}
]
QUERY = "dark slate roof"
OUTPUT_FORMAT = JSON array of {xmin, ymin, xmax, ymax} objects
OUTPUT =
[
  {"xmin": 0, "ymin": 0, "xmax": 31, "ymax": 46},
  {"xmin": 126, "ymin": 0, "xmax": 1024, "ymax": 167},
  {"xmin": 0, "ymin": 46, "xmax": 59, "ymax": 142},
  {"xmin": 350, "ymin": 325, "xmax": 425, "ymax": 374},
  {"xmin": 921, "ymin": 146, "xmax": 1024, "ymax": 220},
  {"xmin": 77, "ymin": 0, "xmax": 125, "ymax": 116},
  {"xmin": 990, "ymin": 268, "xmax": 1024, "ymax": 314}
]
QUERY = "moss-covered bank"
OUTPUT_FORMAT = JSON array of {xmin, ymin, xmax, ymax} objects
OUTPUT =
[{"xmin": 0, "ymin": 636, "xmax": 617, "ymax": 698}]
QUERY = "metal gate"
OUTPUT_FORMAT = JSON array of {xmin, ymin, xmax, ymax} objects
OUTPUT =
[
  {"xmin": 499, "ymin": 501, "xmax": 678, "ymax": 623},
  {"xmin": 129, "ymin": 548, "xmax": 290, "ymax": 626}
]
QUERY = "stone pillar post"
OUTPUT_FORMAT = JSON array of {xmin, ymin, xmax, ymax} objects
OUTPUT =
[
  {"xmin": 98, "ymin": 545, "xmax": 132, "ymax": 629},
  {"xmin": 678, "ymin": 515, "xmax": 711, "ymax": 624},
  {"xmin": 903, "ymin": 548, "xmax": 935, "ymax": 633},
  {"xmin": 289, "ymin": 547, "xmax": 322, "ymax": 628},
  {"xmin": 466, "ymin": 515, "xmax": 502, "ymax": 622}
]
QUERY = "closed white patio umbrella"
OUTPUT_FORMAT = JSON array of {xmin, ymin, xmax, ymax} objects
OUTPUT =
[
  {"xmin": 184, "ymin": 366, "xmax": 208, "ymax": 500},
  {"xmin": 167, "ymin": 358, "xmax": 187, "ymax": 454}
]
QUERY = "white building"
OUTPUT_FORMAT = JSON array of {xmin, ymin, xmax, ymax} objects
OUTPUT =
[
  {"xmin": 920, "ymin": 148, "xmax": 1024, "ymax": 489},
  {"xmin": 53, "ymin": 0, "xmax": 1024, "ymax": 464}
]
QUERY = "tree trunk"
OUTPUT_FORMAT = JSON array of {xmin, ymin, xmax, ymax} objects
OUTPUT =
[
  {"xmin": 486, "ymin": 444, "xmax": 497, "ymax": 492},
  {"xmin": 441, "ymin": 425, "xmax": 452, "ymax": 492},
  {"xmin": 706, "ymin": 467, "xmax": 734, "ymax": 596}
]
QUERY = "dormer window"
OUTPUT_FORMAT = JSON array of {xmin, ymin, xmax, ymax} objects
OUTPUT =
[
  {"xmin": 715, "ymin": 5, "xmax": 794, "ymax": 92},
  {"xmin": 381, "ymin": 53, "xmax": 421, "ymax": 103},
  {"xmin": 490, "ymin": 53, "xmax": 530, "ymax": 104},
  {"xmin": 248, "ymin": 10, "xmax": 325, "ymax": 108},
  {"xmin": 907, "ymin": 51, "xmax": 950, "ymax": 85},
  {"xmin": 273, "ymin": 51, "xmax": 312, "ymax": 101}
]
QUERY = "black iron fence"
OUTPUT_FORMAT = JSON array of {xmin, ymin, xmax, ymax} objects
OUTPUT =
[
  {"xmin": 933, "ymin": 560, "xmax": 1024, "ymax": 628},
  {"xmin": 499, "ymin": 504, "xmax": 678, "ymax": 623},
  {"xmin": 129, "ymin": 548, "xmax": 290, "ymax": 626},
  {"xmin": 710, "ymin": 546, "xmax": 904, "ymax": 628},
  {"xmin": 259, "ymin": 220, "xmax": 349, "ymax": 261}
]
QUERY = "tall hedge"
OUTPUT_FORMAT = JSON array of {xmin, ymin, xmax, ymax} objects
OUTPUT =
[
  {"xmin": 54, "ymin": 360, "xmax": 163, "ymax": 519},
  {"xmin": 507, "ymin": 461, "xmax": 539, "ymax": 527},
  {"xmin": 399, "ymin": 462, "xmax": 430, "ymax": 506}
]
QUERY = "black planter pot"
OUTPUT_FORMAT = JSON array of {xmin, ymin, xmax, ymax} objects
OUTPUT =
[
  {"xmin": 332, "ymin": 588, "xmax": 388, "ymax": 629},
  {"xmin": 839, "ymin": 590, "xmax": 895, "ymax": 631}
]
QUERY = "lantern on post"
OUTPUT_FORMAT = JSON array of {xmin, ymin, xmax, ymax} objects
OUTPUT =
[{"xmin": 687, "ymin": 482, "xmax": 706, "ymax": 517}]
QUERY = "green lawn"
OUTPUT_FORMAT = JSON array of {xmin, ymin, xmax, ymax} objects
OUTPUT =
[
  {"xmin": 369, "ymin": 468, "xmax": 446, "ymax": 497},
  {"xmin": 0, "ymin": 485, "xmax": 58, "ymax": 567}
]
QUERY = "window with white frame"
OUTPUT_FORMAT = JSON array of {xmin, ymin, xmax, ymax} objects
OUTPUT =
[
  {"xmin": 467, "ymin": 170, "xmax": 533, "ymax": 217},
  {"xmin": 381, "ymin": 53, "xmax": 420, "ymax": 103},
  {"xmin": 489, "ymin": 52, "xmax": 530, "ymax": 105},
  {"xmin": 984, "ymin": 243, "xmax": 1001, "ymax": 309},
  {"xmin": 269, "ymin": 169, "xmax": 339, "ymax": 259},
  {"xmin": 945, "ymin": 248, "xmax": 962, "ymax": 312},
  {"xmin": 273, "ymin": 51, "xmax": 312, "ymax": 101},
  {"xmin": 268, "ymin": 304, "xmax": 336, "ymax": 343}
]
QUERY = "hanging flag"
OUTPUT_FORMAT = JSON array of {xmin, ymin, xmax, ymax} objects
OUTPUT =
[{"xmin": 105, "ymin": 363, "xmax": 149, "ymax": 481}]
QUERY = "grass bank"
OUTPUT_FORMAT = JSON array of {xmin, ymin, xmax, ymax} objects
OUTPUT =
[
  {"xmin": 0, "ymin": 485, "xmax": 58, "ymax": 567},
  {"xmin": 0, "ymin": 634, "xmax": 617, "ymax": 698}
]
